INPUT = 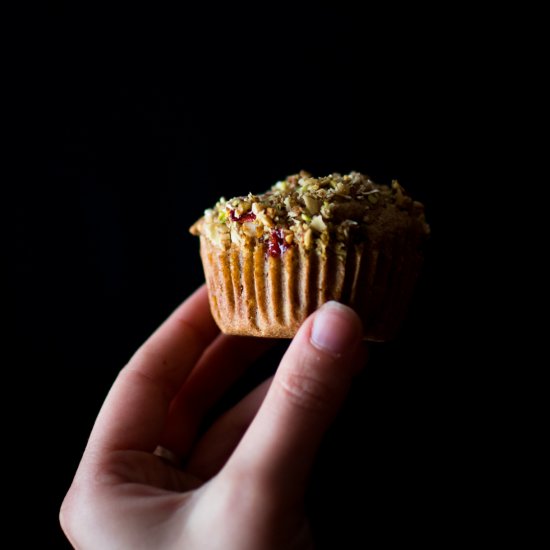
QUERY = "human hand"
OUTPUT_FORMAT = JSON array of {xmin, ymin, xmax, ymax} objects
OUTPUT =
[{"xmin": 60, "ymin": 285, "xmax": 366, "ymax": 549}]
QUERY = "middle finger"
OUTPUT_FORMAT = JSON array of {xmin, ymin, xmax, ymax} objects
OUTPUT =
[{"xmin": 158, "ymin": 333, "xmax": 275, "ymax": 460}]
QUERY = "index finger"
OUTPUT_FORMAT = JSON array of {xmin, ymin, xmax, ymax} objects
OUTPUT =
[{"xmin": 87, "ymin": 285, "xmax": 219, "ymax": 456}]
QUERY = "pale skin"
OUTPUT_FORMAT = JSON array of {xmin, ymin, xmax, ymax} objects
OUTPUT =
[{"xmin": 60, "ymin": 285, "xmax": 367, "ymax": 549}]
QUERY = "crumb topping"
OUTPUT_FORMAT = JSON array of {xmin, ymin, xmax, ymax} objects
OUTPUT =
[{"xmin": 190, "ymin": 171, "xmax": 429, "ymax": 258}]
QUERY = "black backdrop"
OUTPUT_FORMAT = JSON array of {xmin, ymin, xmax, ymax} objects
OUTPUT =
[{"xmin": 13, "ymin": 7, "xmax": 466, "ymax": 548}]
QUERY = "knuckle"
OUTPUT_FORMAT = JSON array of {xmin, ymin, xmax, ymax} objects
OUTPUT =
[
  {"xmin": 277, "ymin": 370, "xmax": 335, "ymax": 413},
  {"xmin": 129, "ymin": 342, "xmax": 163, "ymax": 371}
]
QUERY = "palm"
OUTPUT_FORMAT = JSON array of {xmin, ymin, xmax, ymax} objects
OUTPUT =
[
  {"xmin": 94, "ymin": 450, "xmax": 313, "ymax": 550},
  {"xmin": 61, "ymin": 287, "xmax": 363, "ymax": 549},
  {"xmin": 102, "ymin": 450, "xmax": 199, "ymax": 491}
]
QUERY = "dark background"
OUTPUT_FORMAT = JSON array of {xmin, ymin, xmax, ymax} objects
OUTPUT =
[{"xmin": 13, "ymin": 6, "xmax": 471, "ymax": 548}]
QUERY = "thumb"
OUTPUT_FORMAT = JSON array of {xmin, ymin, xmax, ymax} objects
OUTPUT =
[{"xmin": 222, "ymin": 301, "xmax": 365, "ymax": 501}]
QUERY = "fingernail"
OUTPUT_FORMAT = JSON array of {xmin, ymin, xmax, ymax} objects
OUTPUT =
[{"xmin": 310, "ymin": 301, "xmax": 361, "ymax": 357}]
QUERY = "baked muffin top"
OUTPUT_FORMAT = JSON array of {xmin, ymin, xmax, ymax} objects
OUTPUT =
[{"xmin": 190, "ymin": 171, "xmax": 429, "ymax": 258}]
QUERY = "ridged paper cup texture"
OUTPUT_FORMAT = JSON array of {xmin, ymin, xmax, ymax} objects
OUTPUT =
[{"xmin": 200, "ymin": 233, "xmax": 423, "ymax": 341}]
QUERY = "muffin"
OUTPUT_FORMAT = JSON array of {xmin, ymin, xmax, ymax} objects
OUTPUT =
[{"xmin": 190, "ymin": 171, "xmax": 429, "ymax": 341}]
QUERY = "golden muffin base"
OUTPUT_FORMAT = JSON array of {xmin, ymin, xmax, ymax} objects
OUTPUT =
[{"xmin": 199, "ymin": 234, "xmax": 423, "ymax": 341}]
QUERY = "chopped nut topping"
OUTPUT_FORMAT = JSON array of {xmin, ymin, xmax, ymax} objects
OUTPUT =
[
  {"xmin": 251, "ymin": 202, "xmax": 264, "ymax": 215},
  {"xmin": 310, "ymin": 215, "xmax": 327, "ymax": 232},
  {"xmin": 304, "ymin": 195, "xmax": 320, "ymax": 215},
  {"xmin": 190, "ymin": 171, "xmax": 429, "ymax": 254},
  {"xmin": 367, "ymin": 193, "xmax": 379, "ymax": 204}
]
